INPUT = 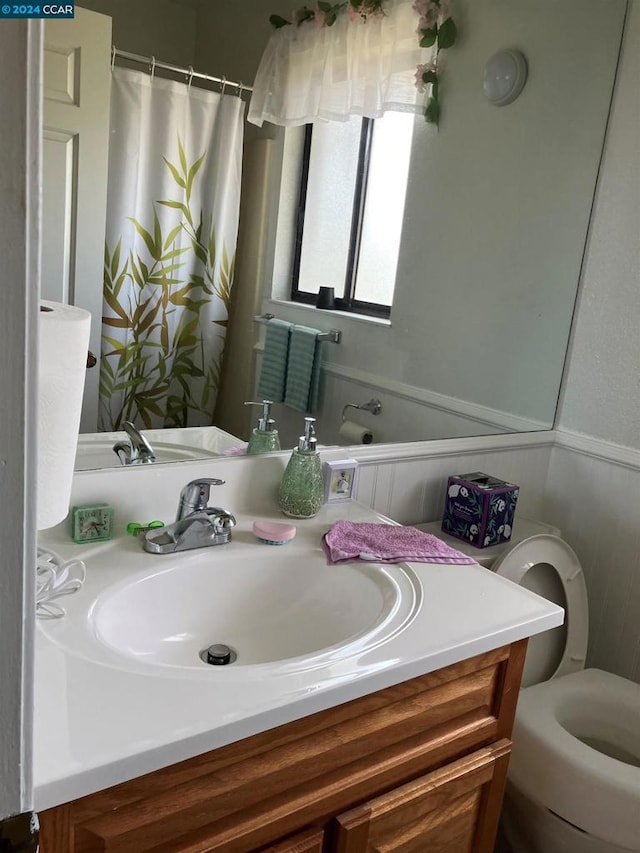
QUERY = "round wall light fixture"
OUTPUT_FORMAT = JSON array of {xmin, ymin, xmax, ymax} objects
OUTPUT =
[{"xmin": 483, "ymin": 49, "xmax": 528, "ymax": 106}]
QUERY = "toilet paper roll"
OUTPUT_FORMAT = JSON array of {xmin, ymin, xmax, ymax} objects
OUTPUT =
[
  {"xmin": 38, "ymin": 301, "xmax": 91, "ymax": 530},
  {"xmin": 339, "ymin": 419, "xmax": 374, "ymax": 445}
]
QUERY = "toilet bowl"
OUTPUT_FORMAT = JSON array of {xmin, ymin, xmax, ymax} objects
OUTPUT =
[{"xmin": 491, "ymin": 534, "xmax": 640, "ymax": 853}]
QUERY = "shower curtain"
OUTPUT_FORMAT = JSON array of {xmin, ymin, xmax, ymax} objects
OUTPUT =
[{"xmin": 99, "ymin": 67, "xmax": 244, "ymax": 430}]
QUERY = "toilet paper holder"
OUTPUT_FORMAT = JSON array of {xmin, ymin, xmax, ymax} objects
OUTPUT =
[{"xmin": 341, "ymin": 399, "xmax": 382, "ymax": 422}]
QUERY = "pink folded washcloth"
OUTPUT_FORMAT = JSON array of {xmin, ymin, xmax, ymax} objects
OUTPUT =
[
  {"xmin": 323, "ymin": 521, "xmax": 476, "ymax": 565},
  {"xmin": 223, "ymin": 443, "xmax": 248, "ymax": 456}
]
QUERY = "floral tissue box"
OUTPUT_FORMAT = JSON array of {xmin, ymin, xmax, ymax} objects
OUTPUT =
[{"xmin": 441, "ymin": 472, "xmax": 519, "ymax": 548}]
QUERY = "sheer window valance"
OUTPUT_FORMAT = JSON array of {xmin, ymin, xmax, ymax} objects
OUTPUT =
[{"xmin": 247, "ymin": 0, "xmax": 434, "ymax": 127}]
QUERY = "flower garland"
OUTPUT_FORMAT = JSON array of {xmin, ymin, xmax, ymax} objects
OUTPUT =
[
  {"xmin": 269, "ymin": 0, "xmax": 457, "ymax": 124},
  {"xmin": 413, "ymin": 0, "xmax": 457, "ymax": 124}
]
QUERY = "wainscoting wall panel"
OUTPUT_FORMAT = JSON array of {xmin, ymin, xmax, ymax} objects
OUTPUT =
[
  {"xmin": 352, "ymin": 436, "xmax": 553, "ymax": 527},
  {"xmin": 544, "ymin": 433, "xmax": 640, "ymax": 682}
]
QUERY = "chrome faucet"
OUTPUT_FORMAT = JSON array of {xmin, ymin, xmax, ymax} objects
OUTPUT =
[
  {"xmin": 176, "ymin": 477, "xmax": 226, "ymax": 520},
  {"xmin": 113, "ymin": 421, "xmax": 156, "ymax": 466},
  {"xmin": 142, "ymin": 478, "xmax": 236, "ymax": 554}
]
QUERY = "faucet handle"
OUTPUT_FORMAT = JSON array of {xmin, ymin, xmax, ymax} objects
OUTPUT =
[{"xmin": 177, "ymin": 478, "xmax": 225, "ymax": 520}]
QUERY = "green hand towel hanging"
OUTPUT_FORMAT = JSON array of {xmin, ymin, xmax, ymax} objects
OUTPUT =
[{"xmin": 284, "ymin": 325, "xmax": 322, "ymax": 412}]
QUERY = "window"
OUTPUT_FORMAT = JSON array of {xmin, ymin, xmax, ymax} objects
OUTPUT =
[{"xmin": 290, "ymin": 111, "xmax": 414, "ymax": 318}]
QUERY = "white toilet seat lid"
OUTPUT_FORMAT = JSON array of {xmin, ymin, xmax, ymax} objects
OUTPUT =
[{"xmin": 492, "ymin": 535, "xmax": 588, "ymax": 684}]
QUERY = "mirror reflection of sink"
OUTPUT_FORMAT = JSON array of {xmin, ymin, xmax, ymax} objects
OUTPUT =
[
  {"xmin": 75, "ymin": 439, "xmax": 218, "ymax": 470},
  {"xmin": 89, "ymin": 551, "xmax": 421, "ymax": 670},
  {"xmin": 75, "ymin": 426, "xmax": 243, "ymax": 470}
]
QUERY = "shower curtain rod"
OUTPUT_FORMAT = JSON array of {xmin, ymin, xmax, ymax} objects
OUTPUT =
[{"xmin": 111, "ymin": 47, "xmax": 253, "ymax": 96}]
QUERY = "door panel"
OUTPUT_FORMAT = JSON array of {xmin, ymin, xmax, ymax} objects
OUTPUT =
[
  {"xmin": 42, "ymin": 130, "xmax": 75, "ymax": 305},
  {"xmin": 43, "ymin": 7, "xmax": 111, "ymax": 431},
  {"xmin": 333, "ymin": 741, "xmax": 511, "ymax": 853}
]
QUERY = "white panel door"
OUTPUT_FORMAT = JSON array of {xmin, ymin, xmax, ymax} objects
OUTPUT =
[{"xmin": 43, "ymin": 7, "xmax": 111, "ymax": 431}]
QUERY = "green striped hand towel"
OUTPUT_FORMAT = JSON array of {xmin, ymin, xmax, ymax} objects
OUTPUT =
[
  {"xmin": 284, "ymin": 325, "xmax": 323, "ymax": 413},
  {"xmin": 257, "ymin": 319, "xmax": 291, "ymax": 402}
]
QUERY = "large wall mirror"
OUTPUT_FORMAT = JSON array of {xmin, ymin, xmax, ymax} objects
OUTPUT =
[{"xmin": 42, "ymin": 0, "xmax": 627, "ymax": 469}]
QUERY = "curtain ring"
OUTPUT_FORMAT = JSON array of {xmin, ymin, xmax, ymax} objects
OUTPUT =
[
  {"xmin": 150, "ymin": 56, "xmax": 156, "ymax": 81},
  {"xmin": 220, "ymin": 75, "xmax": 226, "ymax": 96},
  {"xmin": 187, "ymin": 65, "xmax": 194, "ymax": 90},
  {"xmin": 238, "ymin": 81, "xmax": 244, "ymax": 98},
  {"xmin": 111, "ymin": 45, "xmax": 116, "ymax": 72}
]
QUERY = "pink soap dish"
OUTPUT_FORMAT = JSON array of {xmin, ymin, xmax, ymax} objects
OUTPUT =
[{"xmin": 252, "ymin": 520, "xmax": 297, "ymax": 545}]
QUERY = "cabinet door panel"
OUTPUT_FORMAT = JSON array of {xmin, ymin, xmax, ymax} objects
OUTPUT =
[
  {"xmin": 333, "ymin": 740, "xmax": 511, "ymax": 853},
  {"xmin": 260, "ymin": 827, "xmax": 325, "ymax": 852}
]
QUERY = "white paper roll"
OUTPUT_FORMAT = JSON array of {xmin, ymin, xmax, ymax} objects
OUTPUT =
[
  {"xmin": 339, "ymin": 419, "xmax": 374, "ymax": 445},
  {"xmin": 38, "ymin": 301, "xmax": 91, "ymax": 530}
]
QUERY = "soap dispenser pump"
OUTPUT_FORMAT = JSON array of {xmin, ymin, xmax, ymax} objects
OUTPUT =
[
  {"xmin": 278, "ymin": 417, "xmax": 324, "ymax": 518},
  {"xmin": 244, "ymin": 400, "xmax": 281, "ymax": 455}
]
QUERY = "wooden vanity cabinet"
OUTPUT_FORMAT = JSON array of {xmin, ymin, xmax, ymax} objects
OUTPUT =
[
  {"xmin": 332, "ymin": 740, "xmax": 511, "ymax": 853},
  {"xmin": 260, "ymin": 828, "xmax": 326, "ymax": 852},
  {"xmin": 39, "ymin": 640, "xmax": 526, "ymax": 853}
]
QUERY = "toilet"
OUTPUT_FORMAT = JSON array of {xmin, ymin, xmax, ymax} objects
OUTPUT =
[{"xmin": 491, "ymin": 534, "xmax": 640, "ymax": 853}]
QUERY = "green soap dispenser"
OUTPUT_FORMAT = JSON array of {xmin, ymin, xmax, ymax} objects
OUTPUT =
[
  {"xmin": 278, "ymin": 417, "xmax": 324, "ymax": 518},
  {"xmin": 245, "ymin": 400, "xmax": 281, "ymax": 455}
]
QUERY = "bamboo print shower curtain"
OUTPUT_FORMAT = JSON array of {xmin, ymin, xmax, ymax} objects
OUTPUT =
[{"xmin": 99, "ymin": 67, "xmax": 244, "ymax": 430}]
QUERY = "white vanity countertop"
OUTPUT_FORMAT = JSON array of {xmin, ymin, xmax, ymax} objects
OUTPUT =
[{"xmin": 34, "ymin": 500, "xmax": 563, "ymax": 811}]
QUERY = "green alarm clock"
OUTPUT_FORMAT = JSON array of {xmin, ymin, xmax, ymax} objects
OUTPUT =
[{"xmin": 70, "ymin": 503, "xmax": 114, "ymax": 543}]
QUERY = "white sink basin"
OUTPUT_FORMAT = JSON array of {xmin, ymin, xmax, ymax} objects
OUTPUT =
[
  {"xmin": 75, "ymin": 426, "xmax": 244, "ymax": 471},
  {"xmin": 89, "ymin": 550, "xmax": 420, "ymax": 670},
  {"xmin": 75, "ymin": 439, "xmax": 219, "ymax": 470}
]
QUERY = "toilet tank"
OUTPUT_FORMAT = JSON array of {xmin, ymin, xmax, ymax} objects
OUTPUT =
[{"xmin": 413, "ymin": 517, "xmax": 561, "ymax": 568}]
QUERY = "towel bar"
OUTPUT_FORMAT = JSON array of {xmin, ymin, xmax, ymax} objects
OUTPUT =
[{"xmin": 254, "ymin": 313, "xmax": 342, "ymax": 344}]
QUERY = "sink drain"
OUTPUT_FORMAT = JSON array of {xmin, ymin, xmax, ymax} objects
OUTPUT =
[{"xmin": 200, "ymin": 643, "xmax": 237, "ymax": 666}]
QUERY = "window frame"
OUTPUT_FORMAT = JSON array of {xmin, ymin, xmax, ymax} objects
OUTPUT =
[{"xmin": 290, "ymin": 120, "xmax": 392, "ymax": 319}]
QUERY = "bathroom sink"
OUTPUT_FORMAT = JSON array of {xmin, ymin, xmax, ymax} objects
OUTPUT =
[
  {"xmin": 75, "ymin": 426, "xmax": 243, "ymax": 471},
  {"xmin": 89, "ymin": 550, "xmax": 420, "ymax": 670},
  {"xmin": 75, "ymin": 439, "xmax": 219, "ymax": 470}
]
